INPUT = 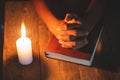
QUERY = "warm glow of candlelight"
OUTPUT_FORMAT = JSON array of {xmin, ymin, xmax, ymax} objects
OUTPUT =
[
  {"xmin": 21, "ymin": 23, "xmax": 26, "ymax": 38},
  {"xmin": 16, "ymin": 22, "xmax": 33, "ymax": 65}
]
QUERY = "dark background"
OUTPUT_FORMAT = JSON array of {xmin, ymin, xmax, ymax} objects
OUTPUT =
[
  {"xmin": 0, "ymin": 0, "xmax": 5, "ymax": 79},
  {"xmin": 0, "ymin": 0, "xmax": 120, "ymax": 80}
]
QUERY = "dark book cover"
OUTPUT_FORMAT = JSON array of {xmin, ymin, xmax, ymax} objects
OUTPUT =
[{"xmin": 45, "ymin": 24, "xmax": 103, "ymax": 66}]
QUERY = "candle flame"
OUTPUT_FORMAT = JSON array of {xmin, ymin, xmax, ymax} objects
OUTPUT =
[{"xmin": 21, "ymin": 23, "xmax": 26, "ymax": 38}]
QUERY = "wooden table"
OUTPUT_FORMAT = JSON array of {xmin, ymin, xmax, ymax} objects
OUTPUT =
[{"xmin": 3, "ymin": 1, "xmax": 120, "ymax": 80}]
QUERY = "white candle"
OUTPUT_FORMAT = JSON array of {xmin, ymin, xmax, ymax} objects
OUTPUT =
[{"xmin": 16, "ymin": 23, "xmax": 33, "ymax": 65}]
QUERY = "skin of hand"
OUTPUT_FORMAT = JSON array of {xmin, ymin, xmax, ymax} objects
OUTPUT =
[{"xmin": 57, "ymin": 13, "xmax": 81, "ymax": 48}]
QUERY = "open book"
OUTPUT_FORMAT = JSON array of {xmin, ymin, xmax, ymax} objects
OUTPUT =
[{"xmin": 45, "ymin": 24, "xmax": 103, "ymax": 66}]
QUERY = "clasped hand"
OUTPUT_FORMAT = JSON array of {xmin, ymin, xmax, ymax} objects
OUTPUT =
[{"xmin": 57, "ymin": 13, "xmax": 88, "ymax": 49}]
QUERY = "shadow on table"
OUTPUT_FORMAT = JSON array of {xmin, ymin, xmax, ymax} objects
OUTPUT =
[
  {"xmin": 92, "ymin": 21, "xmax": 120, "ymax": 72},
  {"xmin": 3, "ymin": 54, "xmax": 49, "ymax": 80}
]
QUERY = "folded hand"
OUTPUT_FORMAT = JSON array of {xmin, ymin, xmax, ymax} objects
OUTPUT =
[{"xmin": 57, "ymin": 13, "xmax": 88, "ymax": 49}]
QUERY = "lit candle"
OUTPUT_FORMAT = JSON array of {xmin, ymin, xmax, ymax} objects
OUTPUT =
[{"xmin": 16, "ymin": 23, "xmax": 33, "ymax": 65}]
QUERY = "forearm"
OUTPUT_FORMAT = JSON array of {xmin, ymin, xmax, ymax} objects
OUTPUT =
[{"xmin": 32, "ymin": 0, "xmax": 60, "ymax": 30}]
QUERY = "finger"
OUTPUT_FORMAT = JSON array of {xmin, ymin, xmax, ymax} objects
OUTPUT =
[
  {"xmin": 64, "ymin": 13, "xmax": 80, "ymax": 22},
  {"xmin": 59, "ymin": 40, "xmax": 75, "ymax": 48},
  {"xmin": 57, "ymin": 35, "xmax": 70, "ymax": 41},
  {"xmin": 64, "ymin": 13, "xmax": 71, "ymax": 22},
  {"xmin": 61, "ymin": 44, "xmax": 71, "ymax": 48},
  {"xmin": 59, "ymin": 30, "xmax": 76, "ymax": 36},
  {"xmin": 64, "ymin": 14, "xmax": 79, "ymax": 23},
  {"xmin": 61, "ymin": 44, "xmax": 72, "ymax": 48},
  {"xmin": 66, "ymin": 19, "xmax": 81, "ymax": 24}
]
